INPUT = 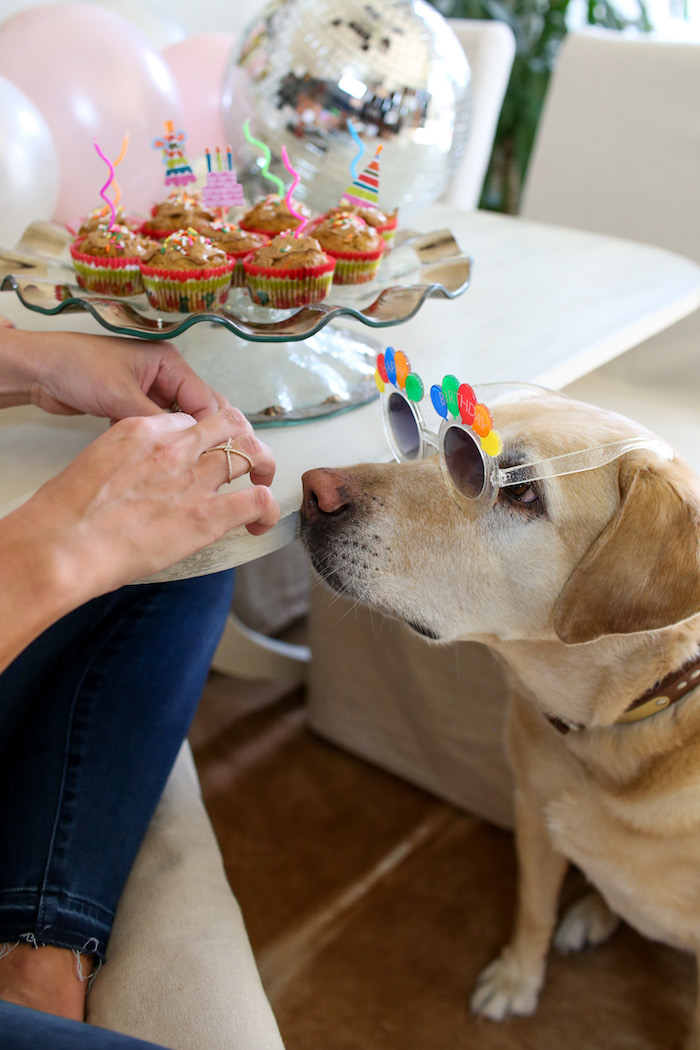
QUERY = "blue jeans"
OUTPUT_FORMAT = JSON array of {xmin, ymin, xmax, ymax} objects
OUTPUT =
[
  {"xmin": 0, "ymin": 1001, "xmax": 169, "ymax": 1048},
  {"xmin": 0, "ymin": 570, "xmax": 234, "ymax": 961}
]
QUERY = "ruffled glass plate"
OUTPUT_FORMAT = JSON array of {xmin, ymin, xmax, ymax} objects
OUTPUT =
[{"xmin": 0, "ymin": 222, "xmax": 471, "ymax": 426}]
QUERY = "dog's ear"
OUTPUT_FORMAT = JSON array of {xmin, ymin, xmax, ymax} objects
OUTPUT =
[{"xmin": 553, "ymin": 456, "xmax": 700, "ymax": 644}]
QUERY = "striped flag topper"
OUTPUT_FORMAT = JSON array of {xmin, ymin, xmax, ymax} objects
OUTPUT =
[{"xmin": 342, "ymin": 143, "xmax": 383, "ymax": 208}]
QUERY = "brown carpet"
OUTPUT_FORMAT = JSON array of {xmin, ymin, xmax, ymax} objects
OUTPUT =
[{"xmin": 189, "ymin": 670, "xmax": 695, "ymax": 1050}]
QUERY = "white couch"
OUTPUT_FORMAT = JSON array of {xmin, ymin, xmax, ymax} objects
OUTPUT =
[{"xmin": 86, "ymin": 743, "xmax": 286, "ymax": 1050}]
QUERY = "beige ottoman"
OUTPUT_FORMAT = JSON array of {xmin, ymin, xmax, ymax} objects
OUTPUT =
[{"xmin": 306, "ymin": 585, "xmax": 514, "ymax": 831}]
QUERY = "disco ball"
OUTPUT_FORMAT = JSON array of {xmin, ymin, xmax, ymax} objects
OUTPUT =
[{"xmin": 222, "ymin": 0, "xmax": 472, "ymax": 218}]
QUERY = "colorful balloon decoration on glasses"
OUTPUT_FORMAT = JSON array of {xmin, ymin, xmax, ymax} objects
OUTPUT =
[{"xmin": 375, "ymin": 348, "xmax": 503, "ymax": 458}]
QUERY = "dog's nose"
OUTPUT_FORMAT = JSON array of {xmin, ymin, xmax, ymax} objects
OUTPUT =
[{"xmin": 301, "ymin": 468, "xmax": 355, "ymax": 521}]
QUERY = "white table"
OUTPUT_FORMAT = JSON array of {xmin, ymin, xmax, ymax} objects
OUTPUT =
[{"xmin": 2, "ymin": 203, "xmax": 699, "ymax": 581}]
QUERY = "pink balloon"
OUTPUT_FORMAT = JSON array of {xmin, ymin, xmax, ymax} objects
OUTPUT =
[
  {"xmin": 162, "ymin": 33, "xmax": 236, "ymax": 159},
  {"xmin": 0, "ymin": 2, "xmax": 185, "ymax": 225}
]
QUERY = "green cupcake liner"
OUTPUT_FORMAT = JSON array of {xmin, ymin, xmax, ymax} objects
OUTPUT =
[
  {"xmin": 140, "ymin": 270, "xmax": 233, "ymax": 313},
  {"xmin": 244, "ymin": 270, "xmax": 334, "ymax": 309},
  {"xmin": 326, "ymin": 252, "xmax": 384, "ymax": 285},
  {"xmin": 70, "ymin": 250, "xmax": 144, "ymax": 297},
  {"xmin": 378, "ymin": 222, "xmax": 397, "ymax": 248}
]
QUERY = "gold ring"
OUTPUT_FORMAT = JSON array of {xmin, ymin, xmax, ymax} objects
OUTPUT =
[{"xmin": 203, "ymin": 440, "xmax": 253, "ymax": 483}]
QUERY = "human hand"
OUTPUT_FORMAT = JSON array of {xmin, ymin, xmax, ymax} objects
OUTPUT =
[
  {"xmin": 9, "ymin": 406, "xmax": 279, "ymax": 600},
  {"xmin": 3, "ymin": 329, "xmax": 226, "ymax": 421}
]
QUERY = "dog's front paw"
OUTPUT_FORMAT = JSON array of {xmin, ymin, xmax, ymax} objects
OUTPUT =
[
  {"xmin": 470, "ymin": 947, "xmax": 543, "ymax": 1021},
  {"xmin": 554, "ymin": 891, "xmax": 620, "ymax": 954}
]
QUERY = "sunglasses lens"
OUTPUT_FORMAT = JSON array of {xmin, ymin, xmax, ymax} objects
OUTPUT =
[
  {"xmin": 388, "ymin": 392, "xmax": 421, "ymax": 459},
  {"xmin": 443, "ymin": 425, "xmax": 486, "ymax": 500}
]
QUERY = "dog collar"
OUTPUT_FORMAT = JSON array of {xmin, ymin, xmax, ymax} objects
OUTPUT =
[{"xmin": 547, "ymin": 647, "xmax": 700, "ymax": 735}]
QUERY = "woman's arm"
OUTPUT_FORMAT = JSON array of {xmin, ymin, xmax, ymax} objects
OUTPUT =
[
  {"xmin": 0, "ymin": 509, "xmax": 85, "ymax": 671},
  {"xmin": 0, "ymin": 407, "xmax": 279, "ymax": 673}
]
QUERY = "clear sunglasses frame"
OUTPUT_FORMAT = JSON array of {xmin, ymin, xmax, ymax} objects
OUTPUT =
[{"xmin": 380, "ymin": 384, "xmax": 674, "ymax": 514}]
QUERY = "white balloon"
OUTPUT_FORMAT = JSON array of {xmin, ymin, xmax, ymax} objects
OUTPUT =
[
  {"xmin": 78, "ymin": 0, "xmax": 186, "ymax": 48},
  {"xmin": 0, "ymin": 75, "xmax": 59, "ymax": 248}
]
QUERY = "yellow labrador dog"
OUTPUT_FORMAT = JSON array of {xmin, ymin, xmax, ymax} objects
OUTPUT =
[{"xmin": 300, "ymin": 386, "xmax": 700, "ymax": 1047}]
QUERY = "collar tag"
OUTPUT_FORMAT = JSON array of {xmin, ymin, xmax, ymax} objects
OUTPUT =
[{"xmin": 615, "ymin": 695, "xmax": 670, "ymax": 724}]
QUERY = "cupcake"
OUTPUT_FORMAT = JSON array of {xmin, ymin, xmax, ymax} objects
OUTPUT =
[
  {"xmin": 195, "ymin": 220, "xmax": 269, "ymax": 287},
  {"xmin": 239, "ymin": 194, "xmax": 313, "ymax": 237},
  {"xmin": 311, "ymin": 211, "xmax": 385, "ymax": 284},
  {"xmin": 242, "ymin": 232, "xmax": 335, "ymax": 309},
  {"xmin": 328, "ymin": 201, "xmax": 398, "ymax": 248},
  {"xmin": 139, "ymin": 228, "xmax": 236, "ymax": 313},
  {"xmin": 69, "ymin": 224, "xmax": 159, "ymax": 296},
  {"xmin": 140, "ymin": 190, "xmax": 215, "ymax": 240},
  {"xmin": 75, "ymin": 205, "xmax": 142, "ymax": 237}
]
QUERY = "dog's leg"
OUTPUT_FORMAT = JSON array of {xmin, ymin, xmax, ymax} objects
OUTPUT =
[
  {"xmin": 554, "ymin": 890, "xmax": 620, "ymax": 953},
  {"xmin": 471, "ymin": 791, "xmax": 568, "ymax": 1021}
]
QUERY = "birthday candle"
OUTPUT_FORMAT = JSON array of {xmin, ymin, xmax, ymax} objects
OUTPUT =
[
  {"xmin": 216, "ymin": 146, "xmax": 222, "ymax": 172},
  {"xmin": 226, "ymin": 145, "xmax": 233, "ymax": 171},
  {"xmin": 205, "ymin": 148, "xmax": 211, "ymax": 173}
]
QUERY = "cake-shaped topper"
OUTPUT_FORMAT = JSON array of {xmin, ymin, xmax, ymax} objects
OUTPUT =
[
  {"xmin": 202, "ymin": 145, "xmax": 245, "ymax": 209},
  {"xmin": 342, "ymin": 143, "xmax": 382, "ymax": 209},
  {"xmin": 153, "ymin": 119, "xmax": 197, "ymax": 188}
]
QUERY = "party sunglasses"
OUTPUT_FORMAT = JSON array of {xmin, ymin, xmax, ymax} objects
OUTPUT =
[{"xmin": 374, "ymin": 347, "xmax": 674, "ymax": 514}]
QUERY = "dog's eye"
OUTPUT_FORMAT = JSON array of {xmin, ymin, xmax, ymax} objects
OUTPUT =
[{"xmin": 502, "ymin": 482, "xmax": 538, "ymax": 506}]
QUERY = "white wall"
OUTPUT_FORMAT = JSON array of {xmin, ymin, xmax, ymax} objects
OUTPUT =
[
  {"xmin": 156, "ymin": 0, "xmax": 270, "ymax": 36},
  {"xmin": 0, "ymin": 0, "xmax": 271, "ymax": 37}
]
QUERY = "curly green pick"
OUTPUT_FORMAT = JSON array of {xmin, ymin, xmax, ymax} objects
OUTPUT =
[{"xmin": 243, "ymin": 118, "xmax": 285, "ymax": 198}]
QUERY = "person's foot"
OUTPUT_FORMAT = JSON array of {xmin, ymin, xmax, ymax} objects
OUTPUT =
[{"xmin": 0, "ymin": 942, "xmax": 93, "ymax": 1021}]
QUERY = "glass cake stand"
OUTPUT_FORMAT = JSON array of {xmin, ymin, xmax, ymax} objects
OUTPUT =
[{"xmin": 0, "ymin": 222, "xmax": 472, "ymax": 426}]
